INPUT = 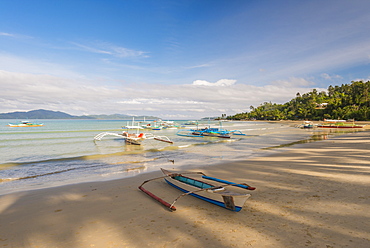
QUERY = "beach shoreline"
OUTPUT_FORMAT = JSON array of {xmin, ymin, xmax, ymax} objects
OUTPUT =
[{"xmin": 1, "ymin": 130, "xmax": 369, "ymax": 247}]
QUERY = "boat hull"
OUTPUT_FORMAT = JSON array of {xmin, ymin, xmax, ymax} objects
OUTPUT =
[
  {"xmin": 317, "ymin": 125, "xmax": 363, "ymax": 128},
  {"xmin": 8, "ymin": 123, "xmax": 44, "ymax": 127},
  {"xmin": 125, "ymin": 138, "xmax": 141, "ymax": 145},
  {"xmin": 163, "ymin": 176, "xmax": 250, "ymax": 212}
]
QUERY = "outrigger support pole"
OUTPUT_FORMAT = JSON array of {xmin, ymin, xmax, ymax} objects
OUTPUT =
[
  {"xmin": 169, "ymin": 185, "xmax": 224, "ymax": 210},
  {"xmin": 138, "ymin": 176, "xmax": 177, "ymax": 211},
  {"xmin": 173, "ymin": 171, "xmax": 206, "ymax": 176},
  {"xmin": 169, "ymin": 182, "xmax": 255, "ymax": 210},
  {"xmin": 202, "ymin": 175, "xmax": 256, "ymax": 190},
  {"xmin": 139, "ymin": 185, "xmax": 177, "ymax": 211},
  {"xmin": 138, "ymin": 172, "xmax": 205, "ymax": 211}
]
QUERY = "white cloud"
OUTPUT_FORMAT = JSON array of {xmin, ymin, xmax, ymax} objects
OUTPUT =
[
  {"xmin": 271, "ymin": 77, "xmax": 315, "ymax": 87},
  {"xmin": 110, "ymin": 45, "xmax": 149, "ymax": 58},
  {"xmin": 0, "ymin": 32, "xmax": 14, "ymax": 37},
  {"xmin": 268, "ymin": 39, "xmax": 370, "ymax": 81},
  {"xmin": 192, "ymin": 79, "xmax": 236, "ymax": 87},
  {"xmin": 185, "ymin": 64, "xmax": 212, "ymax": 69},
  {"xmin": 0, "ymin": 32, "xmax": 33, "ymax": 39},
  {"xmin": 71, "ymin": 42, "xmax": 149, "ymax": 59},
  {"xmin": 0, "ymin": 70, "xmax": 321, "ymax": 118},
  {"xmin": 71, "ymin": 42, "xmax": 112, "ymax": 55},
  {"xmin": 0, "ymin": 53, "xmax": 84, "ymax": 78},
  {"xmin": 321, "ymin": 73, "xmax": 343, "ymax": 80}
]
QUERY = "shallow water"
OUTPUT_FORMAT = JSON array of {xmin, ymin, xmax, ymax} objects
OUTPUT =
[{"xmin": 0, "ymin": 119, "xmax": 359, "ymax": 195}]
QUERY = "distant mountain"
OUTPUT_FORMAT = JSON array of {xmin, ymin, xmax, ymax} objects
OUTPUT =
[
  {"xmin": 0, "ymin": 109, "xmax": 158, "ymax": 120},
  {"xmin": 0, "ymin": 109, "xmax": 79, "ymax": 119}
]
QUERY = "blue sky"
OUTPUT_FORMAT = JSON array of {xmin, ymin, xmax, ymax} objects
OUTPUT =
[{"xmin": 1, "ymin": 0, "xmax": 370, "ymax": 119}]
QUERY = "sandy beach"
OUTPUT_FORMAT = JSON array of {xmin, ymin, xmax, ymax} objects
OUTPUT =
[{"xmin": 1, "ymin": 130, "xmax": 369, "ymax": 248}]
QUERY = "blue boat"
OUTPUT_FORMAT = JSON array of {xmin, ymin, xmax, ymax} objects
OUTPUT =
[
  {"xmin": 139, "ymin": 168, "xmax": 256, "ymax": 212},
  {"xmin": 176, "ymin": 125, "xmax": 246, "ymax": 138}
]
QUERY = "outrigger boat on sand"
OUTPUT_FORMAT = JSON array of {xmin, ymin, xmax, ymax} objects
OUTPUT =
[
  {"xmin": 297, "ymin": 121, "xmax": 315, "ymax": 129},
  {"xmin": 93, "ymin": 131, "xmax": 173, "ymax": 145},
  {"xmin": 139, "ymin": 168, "xmax": 255, "ymax": 212},
  {"xmin": 317, "ymin": 120, "xmax": 364, "ymax": 128}
]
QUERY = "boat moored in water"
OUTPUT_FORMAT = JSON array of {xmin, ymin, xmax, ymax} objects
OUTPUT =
[
  {"xmin": 176, "ymin": 121, "xmax": 246, "ymax": 138},
  {"xmin": 177, "ymin": 127, "xmax": 246, "ymax": 138},
  {"xmin": 93, "ymin": 131, "xmax": 173, "ymax": 145},
  {"xmin": 7, "ymin": 121, "xmax": 44, "ymax": 127}
]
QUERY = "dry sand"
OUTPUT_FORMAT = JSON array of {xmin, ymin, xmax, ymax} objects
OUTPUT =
[{"xmin": 1, "ymin": 131, "xmax": 369, "ymax": 248}]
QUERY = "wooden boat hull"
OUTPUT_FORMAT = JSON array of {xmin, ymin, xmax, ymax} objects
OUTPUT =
[
  {"xmin": 154, "ymin": 137, "xmax": 174, "ymax": 143},
  {"xmin": 8, "ymin": 123, "xmax": 44, "ymax": 127},
  {"xmin": 303, "ymin": 125, "xmax": 314, "ymax": 129},
  {"xmin": 200, "ymin": 132, "xmax": 231, "ymax": 138},
  {"xmin": 162, "ymin": 169, "xmax": 251, "ymax": 212},
  {"xmin": 317, "ymin": 125, "xmax": 364, "ymax": 128},
  {"xmin": 125, "ymin": 137, "xmax": 141, "ymax": 145}
]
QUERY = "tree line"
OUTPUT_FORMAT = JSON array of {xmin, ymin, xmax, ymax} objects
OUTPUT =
[{"xmin": 227, "ymin": 81, "xmax": 370, "ymax": 121}]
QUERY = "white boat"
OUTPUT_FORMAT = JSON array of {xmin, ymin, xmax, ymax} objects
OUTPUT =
[
  {"xmin": 93, "ymin": 131, "xmax": 173, "ymax": 145},
  {"xmin": 8, "ymin": 121, "xmax": 44, "ymax": 127},
  {"xmin": 122, "ymin": 117, "xmax": 144, "ymax": 130}
]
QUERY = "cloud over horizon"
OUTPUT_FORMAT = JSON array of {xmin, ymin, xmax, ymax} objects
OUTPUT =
[
  {"xmin": 0, "ymin": 70, "xmax": 327, "ymax": 118},
  {"xmin": 192, "ymin": 79, "xmax": 237, "ymax": 87}
]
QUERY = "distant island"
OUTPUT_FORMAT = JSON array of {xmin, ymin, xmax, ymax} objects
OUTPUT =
[{"xmin": 0, "ymin": 109, "xmax": 159, "ymax": 120}]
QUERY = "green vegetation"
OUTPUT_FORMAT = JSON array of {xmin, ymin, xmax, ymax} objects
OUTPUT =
[{"xmin": 227, "ymin": 81, "xmax": 370, "ymax": 121}]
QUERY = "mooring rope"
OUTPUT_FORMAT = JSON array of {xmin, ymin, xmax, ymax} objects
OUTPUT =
[{"xmin": 146, "ymin": 138, "xmax": 175, "ymax": 164}]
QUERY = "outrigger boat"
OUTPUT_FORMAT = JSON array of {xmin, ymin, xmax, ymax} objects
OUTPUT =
[
  {"xmin": 8, "ymin": 121, "xmax": 44, "ymax": 127},
  {"xmin": 190, "ymin": 127, "xmax": 232, "ymax": 138},
  {"xmin": 317, "ymin": 119, "xmax": 365, "ymax": 129},
  {"xmin": 177, "ymin": 127, "xmax": 246, "ymax": 138},
  {"xmin": 94, "ymin": 118, "xmax": 173, "ymax": 145},
  {"xmin": 297, "ymin": 121, "xmax": 315, "ymax": 129},
  {"xmin": 139, "ymin": 168, "xmax": 255, "ymax": 212},
  {"xmin": 141, "ymin": 120, "xmax": 180, "ymax": 130},
  {"xmin": 94, "ymin": 131, "xmax": 173, "ymax": 145},
  {"xmin": 176, "ymin": 121, "xmax": 246, "ymax": 138}
]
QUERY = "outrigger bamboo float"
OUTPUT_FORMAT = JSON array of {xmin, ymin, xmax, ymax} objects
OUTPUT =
[
  {"xmin": 94, "ymin": 131, "xmax": 173, "ymax": 145},
  {"xmin": 139, "ymin": 168, "xmax": 255, "ymax": 212}
]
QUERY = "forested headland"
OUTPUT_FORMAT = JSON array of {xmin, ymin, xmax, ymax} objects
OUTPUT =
[{"xmin": 227, "ymin": 81, "xmax": 370, "ymax": 121}]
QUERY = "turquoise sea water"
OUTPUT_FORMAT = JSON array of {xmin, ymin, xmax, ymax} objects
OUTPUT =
[{"xmin": 0, "ymin": 119, "xmax": 347, "ymax": 195}]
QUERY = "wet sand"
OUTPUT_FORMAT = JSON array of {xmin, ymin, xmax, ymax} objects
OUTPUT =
[{"xmin": 1, "ymin": 131, "xmax": 369, "ymax": 247}]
